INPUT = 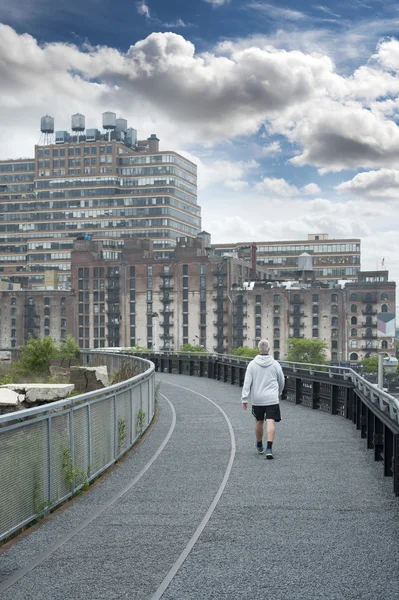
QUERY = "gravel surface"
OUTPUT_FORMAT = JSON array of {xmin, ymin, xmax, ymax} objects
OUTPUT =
[{"xmin": 0, "ymin": 374, "xmax": 398, "ymax": 600}]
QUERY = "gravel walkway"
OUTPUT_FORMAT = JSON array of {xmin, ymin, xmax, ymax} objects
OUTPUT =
[{"xmin": 0, "ymin": 374, "xmax": 398, "ymax": 600}]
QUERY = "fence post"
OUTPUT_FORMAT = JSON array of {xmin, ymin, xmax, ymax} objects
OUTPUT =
[
  {"xmin": 113, "ymin": 394, "xmax": 117, "ymax": 459},
  {"xmin": 87, "ymin": 404, "xmax": 93, "ymax": 479},
  {"xmin": 130, "ymin": 386, "xmax": 134, "ymax": 445},
  {"xmin": 47, "ymin": 416, "xmax": 53, "ymax": 514},
  {"xmin": 69, "ymin": 409, "xmax": 75, "ymax": 495}
]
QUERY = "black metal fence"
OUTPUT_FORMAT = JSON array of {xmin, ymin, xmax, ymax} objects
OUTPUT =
[{"xmin": 127, "ymin": 351, "xmax": 399, "ymax": 497}]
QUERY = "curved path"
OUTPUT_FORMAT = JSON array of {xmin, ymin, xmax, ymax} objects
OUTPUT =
[{"xmin": 0, "ymin": 375, "xmax": 398, "ymax": 600}]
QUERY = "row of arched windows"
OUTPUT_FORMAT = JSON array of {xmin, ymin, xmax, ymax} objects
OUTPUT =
[
  {"xmin": 350, "ymin": 293, "xmax": 388, "ymax": 301},
  {"xmin": 351, "ymin": 304, "xmax": 388, "ymax": 313}
]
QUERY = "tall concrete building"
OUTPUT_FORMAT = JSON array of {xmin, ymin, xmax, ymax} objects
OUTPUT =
[
  {"xmin": 0, "ymin": 113, "xmax": 200, "ymax": 287},
  {"xmin": 213, "ymin": 233, "xmax": 361, "ymax": 282}
]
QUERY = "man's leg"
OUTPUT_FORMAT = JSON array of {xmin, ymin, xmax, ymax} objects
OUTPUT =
[
  {"xmin": 255, "ymin": 419, "xmax": 264, "ymax": 444},
  {"xmin": 265, "ymin": 419, "xmax": 275, "ymax": 459},
  {"xmin": 266, "ymin": 419, "xmax": 275, "ymax": 443}
]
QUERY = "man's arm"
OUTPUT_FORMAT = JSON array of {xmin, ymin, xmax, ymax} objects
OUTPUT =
[
  {"xmin": 276, "ymin": 362, "xmax": 285, "ymax": 396},
  {"xmin": 241, "ymin": 363, "xmax": 253, "ymax": 404}
]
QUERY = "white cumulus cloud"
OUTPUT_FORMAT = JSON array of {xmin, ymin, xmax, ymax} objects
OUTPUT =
[{"xmin": 255, "ymin": 177, "xmax": 320, "ymax": 197}]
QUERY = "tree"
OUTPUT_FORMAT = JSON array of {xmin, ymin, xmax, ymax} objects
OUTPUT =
[
  {"xmin": 286, "ymin": 338, "xmax": 328, "ymax": 365},
  {"xmin": 181, "ymin": 343, "xmax": 206, "ymax": 353},
  {"xmin": 59, "ymin": 335, "xmax": 80, "ymax": 359},
  {"xmin": 361, "ymin": 355, "xmax": 379, "ymax": 374},
  {"xmin": 12, "ymin": 335, "xmax": 60, "ymax": 378},
  {"xmin": 232, "ymin": 346, "xmax": 258, "ymax": 358}
]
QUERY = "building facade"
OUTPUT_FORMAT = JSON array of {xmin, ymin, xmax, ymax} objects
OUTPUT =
[
  {"xmin": 0, "ymin": 237, "xmax": 395, "ymax": 364},
  {"xmin": 0, "ymin": 113, "xmax": 200, "ymax": 287},
  {"xmin": 70, "ymin": 236, "xmax": 270, "ymax": 352},
  {"xmin": 0, "ymin": 289, "xmax": 75, "ymax": 350},
  {"xmin": 213, "ymin": 233, "xmax": 361, "ymax": 282},
  {"xmin": 345, "ymin": 271, "xmax": 396, "ymax": 362}
]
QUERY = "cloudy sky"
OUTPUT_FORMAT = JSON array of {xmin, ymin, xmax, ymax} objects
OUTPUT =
[{"xmin": 1, "ymin": 0, "xmax": 399, "ymax": 293}]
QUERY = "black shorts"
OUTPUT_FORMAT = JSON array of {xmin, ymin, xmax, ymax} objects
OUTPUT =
[{"xmin": 252, "ymin": 404, "xmax": 281, "ymax": 422}]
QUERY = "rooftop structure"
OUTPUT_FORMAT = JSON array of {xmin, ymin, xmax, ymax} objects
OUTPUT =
[
  {"xmin": 213, "ymin": 233, "xmax": 361, "ymax": 282},
  {"xmin": 0, "ymin": 113, "xmax": 200, "ymax": 287}
]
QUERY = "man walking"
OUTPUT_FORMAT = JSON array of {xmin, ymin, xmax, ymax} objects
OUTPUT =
[{"xmin": 241, "ymin": 339, "xmax": 285, "ymax": 459}]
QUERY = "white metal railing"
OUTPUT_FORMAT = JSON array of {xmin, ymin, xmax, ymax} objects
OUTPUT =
[{"xmin": 0, "ymin": 353, "xmax": 155, "ymax": 543}]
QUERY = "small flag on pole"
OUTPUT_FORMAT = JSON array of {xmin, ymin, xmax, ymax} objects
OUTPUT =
[{"xmin": 381, "ymin": 257, "xmax": 385, "ymax": 267}]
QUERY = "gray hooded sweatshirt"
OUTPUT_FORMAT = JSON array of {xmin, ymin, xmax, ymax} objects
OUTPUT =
[{"xmin": 241, "ymin": 354, "xmax": 285, "ymax": 406}]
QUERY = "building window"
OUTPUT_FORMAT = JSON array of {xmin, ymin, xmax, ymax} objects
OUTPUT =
[
  {"xmin": 381, "ymin": 304, "xmax": 388, "ymax": 313},
  {"xmin": 331, "ymin": 352, "xmax": 338, "ymax": 361},
  {"xmin": 332, "ymin": 340, "xmax": 338, "ymax": 349},
  {"xmin": 351, "ymin": 304, "xmax": 357, "ymax": 313},
  {"xmin": 381, "ymin": 293, "xmax": 388, "ymax": 301},
  {"xmin": 331, "ymin": 294, "xmax": 338, "ymax": 302},
  {"xmin": 147, "ymin": 265, "xmax": 152, "ymax": 276},
  {"xmin": 381, "ymin": 340, "xmax": 388, "ymax": 349},
  {"xmin": 183, "ymin": 264, "xmax": 188, "ymax": 276},
  {"xmin": 313, "ymin": 317, "xmax": 319, "ymax": 326},
  {"xmin": 351, "ymin": 316, "xmax": 357, "ymax": 325},
  {"xmin": 365, "ymin": 304, "xmax": 373, "ymax": 313},
  {"xmin": 255, "ymin": 316, "xmax": 261, "ymax": 326},
  {"xmin": 273, "ymin": 317, "xmax": 280, "ymax": 326},
  {"xmin": 331, "ymin": 328, "xmax": 338, "ymax": 338},
  {"xmin": 255, "ymin": 305, "xmax": 261, "ymax": 315},
  {"xmin": 256, "ymin": 295, "xmax": 262, "ymax": 303},
  {"xmin": 274, "ymin": 305, "xmax": 280, "ymax": 314},
  {"xmin": 365, "ymin": 293, "xmax": 372, "ymax": 302},
  {"xmin": 273, "ymin": 294, "xmax": 280, "ymax": 302},
  {"xmin": 331, "ymin": 317, "xmax": 338, "ymax": 326},
  {"xmin": 350, "ymin": 353, "xmax": 358, "ymax": 361},
  {"xmin": 274, "ymin": 340, "xmax": 280, "ymax": 349},
  {"xmin": 11, "ymin": 297, "xmax": 16, "ymax": 306},
  {"xmin": 312, "ymin": 294, "xmax": 319, "ymax": 302},
  {"xmin": 331, "ymin": 305, "xmax": 338, "ymax": 314},
  {"xmin": 312, "ymin": 328, "xmax": 318, "ymax": 338},
  {"xmin": 350, "ymin": 293, "xmax": 357, "ymax": 301},
  {"xmin": 274, "ymin": 328, "xmax": 280, "ymax": 337},
  {"xmin": 351, "ymin": 328, "xmax": 357, "ymax": 336},
  {"xmin": 312, "ymin": 305, "xmax": 318, "ymax": 314},
  {"xmin": 274, "ymin": 351, "xmax": 280, "ymax": 360},
  {"xmin": 350, "ymin": 340, "xmax": 357, "ymax": 348}
]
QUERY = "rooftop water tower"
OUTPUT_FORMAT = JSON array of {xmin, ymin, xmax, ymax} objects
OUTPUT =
[
  {"xmin": 72, "ymin": 113, "xmax": 85, "ymax": 142},
  {"xmin": 115, "ymin": 118, "xmax": 128, "ymax": 141},
  {"xmin": 40, "ymin": 115, "xmax": 55, "ymax": 144},
  {"xmin": 102, "ymin": 112, "xmax": 116, "ymax": 141}
]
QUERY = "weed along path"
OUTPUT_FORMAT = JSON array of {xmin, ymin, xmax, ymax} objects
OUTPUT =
[{"xmin": 0, "ymin": 375, "xmax": 398, "ymax": 599}]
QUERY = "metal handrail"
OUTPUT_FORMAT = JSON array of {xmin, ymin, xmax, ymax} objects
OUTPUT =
[
  {"xmin": 106, "ymin": 349, "xmax": 399, "ymax": 427},
  {"xmin": 0, "ymin": 356, "xmax": 154, "ymax": 425},
  {"xmin": 0, "ymin": 353, "xmax": 155, "ymax": 543}
]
